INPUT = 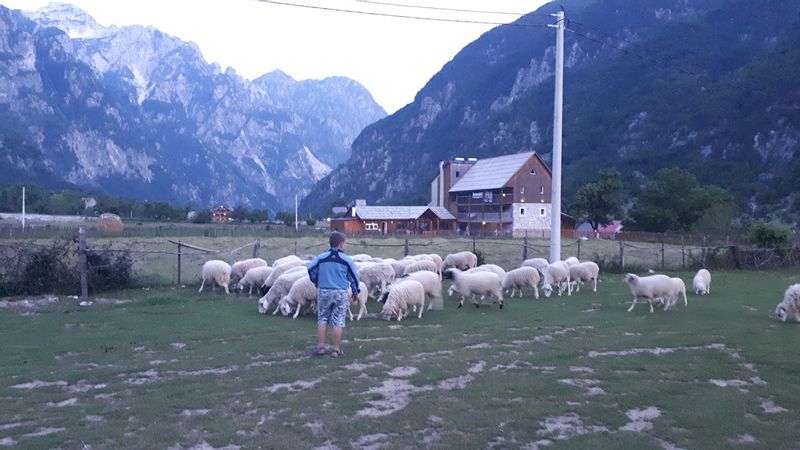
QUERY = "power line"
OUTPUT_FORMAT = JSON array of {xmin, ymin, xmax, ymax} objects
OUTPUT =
[
  {"xmin": 351, "ymin": 0, "xmax": 551, "ymax": 18},
  {"xmin": 254, "ymin": 0, "xmax": 552, "ymax": 28}
]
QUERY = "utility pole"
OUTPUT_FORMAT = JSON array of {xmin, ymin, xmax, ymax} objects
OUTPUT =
[
  {"xmin": 548, "ymin": 9, "xmax": 565, "ymax": 263},
  {"xmin": 295, "ymin": 194, "xmax": 298, "ymax": 232},
  {"xmin": 21, "ymin": 186, "xmax": 26, "ymax": 232}
]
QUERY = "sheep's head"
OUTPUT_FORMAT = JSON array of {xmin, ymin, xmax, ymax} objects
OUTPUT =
[
  {"xmin": 623, "ymin": 273, "xmax": 637, "ymax": 286},
  {"xmin": 774, "ymin": 303, "xmax": 788, "ymax": 322},
  {"xmin": 257, "ymin": 296, "xmax": 270, "ymax": 314},
  {"xmin": 279, "ymin": 299, "xmax": 293, "ymax": 316},
  {"xmin": 542, "ymin": 284, "xmax": 553, "ymax": 298}
]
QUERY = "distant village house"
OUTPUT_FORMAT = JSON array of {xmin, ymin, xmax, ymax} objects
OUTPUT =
[{"xmin": 211, "ymin": 205, "xmax": 233, "ymax": 223}]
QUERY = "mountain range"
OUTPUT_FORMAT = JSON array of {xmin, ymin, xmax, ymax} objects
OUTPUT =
[
  {"xmin": 302, "ymin": 0, "xmax": 800, "ymax": 221},
  {"xmin": 0, "ymin": 2, "xmax": 386, "ymax": 212}
]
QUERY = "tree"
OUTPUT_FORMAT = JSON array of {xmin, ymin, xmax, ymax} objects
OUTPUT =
[
  {"xmin": 628, "ymin": 167, "xmax": 735, "ymax": 232},
  {"xmin": 749, "ymin": 220, "xmax": 791, "ymax": 248},
  {"xmin": 572, "ymin": 169, "xmax": 625, "ymax": 231}
]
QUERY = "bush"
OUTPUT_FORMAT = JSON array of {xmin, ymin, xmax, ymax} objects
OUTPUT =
[
  {"xmin": 474, "ymin": 249, "xmax": 486, "ymax": 266},
  {"xmin": 306, "ymin": 218, "xmax": 317, "ymax": 226},
  {"xmin": 85, "ymin": 246, "xmax": 133, "ymax": 293},
  {"xmin": 0, "ymin": 239, "xmax": 79, "ymax": 296},
  {"xmin": 749, "ymin": 221, "xmax": 791, "ymax": 248}
]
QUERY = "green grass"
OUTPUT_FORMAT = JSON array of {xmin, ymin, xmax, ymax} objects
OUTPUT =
[{"xmin": 2, "ymin": 270, "xmax": 800, "ymax": 448}]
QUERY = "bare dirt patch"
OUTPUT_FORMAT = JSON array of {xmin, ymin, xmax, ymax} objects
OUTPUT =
[
  {"xmin": 0, "ymin": 437, "xmax": 16, "ymax": 446},
  {"xmin": 22, "ymin": 427, "xmax": 66, "ymax": 437},
  {"xmin": 350, "ymin": 433, "xmax": 390, "ymax": 450},
  {"xmin": 728, "ymin": 434, "xmax": 757, "ymax": 444},
  {"xmin": 10, "ymin": 380, "xmax": 68, "ymax": 390},
  {"xmin": 760, "ymin": 399, "xmax": 788, "ymax": 414},
  {"xmin": 387, "ymin": 366, "xmax": 418, "ymax": 378},
  {"xmin": 357, "ymin": 379, "xmax": 431, "ymax": 417},
  {"xmin": 259, "ymin": 378, "xmax": 323, "ymax": 394},
  {"xmin": 536, "ymin": 413, "xmax": 609, "ymax": 441},
  {"xmin": 619, "ymin": 406, "xmax": 661, "ymax": 432},
  {"xmin": 558, "ymin": 379, "xmax": 605, "ymax": 396},
  {"xmin": 46, "ymin": 397, "xmax": 78, "ymax": 408}
]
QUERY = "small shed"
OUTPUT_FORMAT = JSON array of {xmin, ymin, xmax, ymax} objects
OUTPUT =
[{"xmin": 97, "ymin": 213, "xmax": 124, "ymax": 232}]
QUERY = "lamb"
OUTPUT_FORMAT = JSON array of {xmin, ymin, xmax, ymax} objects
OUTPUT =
[
  {"xmin": 521, "ymin": 257, "xmax": 549, "ymax": 273},
  {"xmin": 568, "ymin": 261, "xmax": 600, "ymax": 293},
  {"xmin": 465, "ymin": 264, "xmax": 507, "ymax": 284},
  {"xmin": 257, "ymin": 269, "xmax": 307, "ymax": 314},
  {"xmin": 502, "ymin": 266, "xmax": 540, "ymax": 299},
  {"xmin": 442, "ymin": 251, "xmax": 478, "ymax": 271},
  {"xmin": 236, "ymin": 265, "xmax": 273, "ymax": 295},
  {"xmin": 623, "ymin": 273, "xmax": 686, "ymax": 313},
  {"xmin": 773, "ymin": 283, "xmax": 800, "ymax": 322},
  {"xmin": 692, "ymin": 269, "xmax": 711, "ymax": 295},
  {"xmin": 380, "ymin": 279, "xmax": 426, "ymax": 321},
  {"xmin": 262, "ymin": 259, "xmax": 308, "ymax": 290},
  {"xmin": 272, "ymin": 254, "xmax": 302, "ymax": 267},
  {"xmin": 542, "ymin": 261, "xmax": 571, "ymax": 297},
  {"xmin": 403, "ymin": 259, "xmax": 438, "ymax": 277},
  {"xmin": 198, "ymin": 260, "xmax": 232, "ymax": 294},
  {"xmin": 277, "ymin": 276, "xmax": 317, "ymax": 319},
  {"xmin": 230, "ymin": 258, "xmax": 268, "ymax": 282},
  {"xmin": 389, "ymin": 270, "xmax": 442, "ymax": 309},
  {"xmin": 356, "ymin": 262, "xmax": 396, "ymax": 299},
  {"xmin": 446, "ymin": 268, "xmax": 504, "ymax": 309},
  {"xmin": 348, "ymin": 281, "xmax": 370, "ymax": 321}
]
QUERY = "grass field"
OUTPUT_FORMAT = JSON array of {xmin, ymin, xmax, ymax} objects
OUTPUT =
[{"xmin": 2, "ymin": 269, "xmax": 800, "ymax": 449}]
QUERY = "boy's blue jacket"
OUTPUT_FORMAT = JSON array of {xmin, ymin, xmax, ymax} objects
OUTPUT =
[{"xmin": 307, "ymin": 248, "xmax": 360, "ymax": 293}]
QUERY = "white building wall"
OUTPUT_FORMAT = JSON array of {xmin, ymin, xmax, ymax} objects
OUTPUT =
[{"xmin": 512, "ymin": 203, "xmax": 551, "ymax": 237}]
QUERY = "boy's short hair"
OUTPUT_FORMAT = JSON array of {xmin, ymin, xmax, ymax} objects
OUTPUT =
[{"xmin": 330, "ymin": 231, "xmax": 346, "ymax": 248}]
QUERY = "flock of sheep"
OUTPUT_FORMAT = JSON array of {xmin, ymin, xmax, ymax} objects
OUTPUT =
[{"xmin": 195, "ymin": 249, "xmax": 799, "ymax": 323}]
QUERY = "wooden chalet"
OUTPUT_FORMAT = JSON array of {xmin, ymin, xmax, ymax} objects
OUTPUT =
[{"xmin": 211, "ymin": 205, "xmax": 233, "ymax": 223}]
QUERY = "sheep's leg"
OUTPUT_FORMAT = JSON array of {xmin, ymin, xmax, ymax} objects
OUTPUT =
[
  {"xmin": 567, "ymin": 277, "xmax": 572, "ymax": 296},
  {"xmin": 198, "ymin": 279, "xmax": 206, "ymax": 293},
  {"xmin": 272, "ymin": 302, "xmax": 281, "ymax": 315},
  {"xmin": 447, "ymin": 286, "xmax": 455, "ymax": 297},
  {"xmin": 533, "ymin": 285, "xmax": 539, "ymax": 299},
  {"xmin": 348, "ymin": 304, "xmax": 354, "ymax": 321},
  {"xmin": 663, "ymin": 296, "xmax": 672, "ymax": 312},
  {"xmin": 293, "ymin": 304, "xmax": 301, "ymax": 319},
  {"xmin": 357, "ymin": 303, "xmax": 367, "ymax": 320},
  {"xmin": 627, "ymin": 297, "xmax": 638, "ymax": 312},
  {"xmin": 592, "ymin": 278, "xmax": 597, "ymax": 292},
  {"xmin": 648, "ymin": 299, "xmax": 655, "ymax": 313},
  {"xmin": 458, "ymin": 296, "xmax": 465, "ymax": 308},
  {"xmin": 682, "ymin": 291, "xmax": 688, "ymax": 307},
  {"xmin": 418, "ymin": 304, "xmax": 424, "ymax": 319}
]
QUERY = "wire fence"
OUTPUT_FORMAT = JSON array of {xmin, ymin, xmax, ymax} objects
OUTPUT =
[{"xmin": 1, "ymin": 228, "xmax": 796, "ymax": 298}]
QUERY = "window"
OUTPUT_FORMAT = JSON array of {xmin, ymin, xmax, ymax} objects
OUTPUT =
[
  {"xmin": 365, "ymin": 223, "xmax": 378, "ymax": 231},
  {"xmin": 455, "ymin": 171, "xmax": 460, "ymax": 178},
  {"xmin": 540, "ymin": 208, "xmax": 546, "ymax": 216},
  {"xmin": 521, "ymin": 186, "xmax": 525, "ymax": 194},
  {"xmin": 472, "ymin": 192, "xmax": 484, "ymax": 199},
  {"xmin": 520, "ymin": 208, "xmax": 526, "ymax": 216},
  {"xmin": 540, "ymin": 185, "xmax": 545, "ymax": 194},
  {"xmin": 530, "ymin": 168, "xmax": 536, "ymax": 175}
]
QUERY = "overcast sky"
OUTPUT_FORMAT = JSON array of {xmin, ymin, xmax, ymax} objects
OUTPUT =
[{"xmin": 2, "ymin": 0, "xmax": 550, "ymax": 113}]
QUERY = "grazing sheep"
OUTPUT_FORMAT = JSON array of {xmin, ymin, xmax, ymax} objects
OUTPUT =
[
  {"xmin": 348, "ymin": 281, "xmax": 370, "ymax": 321},
  {"xmin": 442, "ymin": 251, "xmax": 478, "ymax": 271},
  {"xmin": 351, "ymin": 253, "xmax": 375, "ymax": 262},
  {"xmin": 623, "ymin": 273, "xmax": 685, "ymax": 313},
  {"xmin": 199, "ymin": 260, "xmax": 232, "ymax": 294},
  {"xmin": 380, "ymin": 279, "xmax": 426, "ymax": 321},
  {"xmin": 542, "ymin": 261, "xmax": 571, "ymax": 297},
  {"xmin": 390, "ymin": 270, "xmax": 443, "ymax": 310},
  {"xmin": 262, "ymin": 259, "xmax": 308, "ymax": 290},
  {"xmin": 356, "ymin": 262, "xmax": 396, "ymax": 299},
  {"xmin": 237, "ymin": 265, "xmax": 273, "ymax": 295},
  {"xmin": 390, "ymin": 259, "xmax": 413, "ymax": 278},
  {"xmin": 278, "ymin": 276, "xmax": 317, "ymax": 319},
  {"xmin": 231, "ymin": 258, "xmax": 268, "ymax": 282},
  {"xmin": 502, "ymin": 266, "xmax": 540, "ymax": 299},
  {"xmin": 521, "ymin": 257, "xmax": 549, "ymax": 273},
  {"xmin": 774, "ymin": 283, "xmax": 800, "ymax": 322},
  {"xmin": 568, "ymin": 261, "xmax": 600, "ymax": 293},
  {"xmin": 272, "ymin": 254, "xmax": 302, "ymax": 267},
  {"xmin": 403, "ymin": 259, "xmax": 438, "ymax": 277},
  {"xmin": 564, "ymin": 256, "xmax": 580, "ymax": 266},
  {"xmin": 423, "ymin": 253, "xmax": 444, "ymax": 279},
  {"xmin": 693, "ymin": 269, "xmax": 711, "ymax": 295},
  {"xmin": 446, "ymin": 268, "xmax": 504, "ymax": 309},
  {"xmin": 257, "ymin": 269, "xmax": 307, "ymax": 314},
  {"xmin": 466, "ymin": 264, "xmax": 507, "ymax": 284}
]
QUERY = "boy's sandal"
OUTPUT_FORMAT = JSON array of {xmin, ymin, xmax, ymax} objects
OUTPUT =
[{"xmin": 329, "ymin": 349, "xmax": 344, "ymax": 358}]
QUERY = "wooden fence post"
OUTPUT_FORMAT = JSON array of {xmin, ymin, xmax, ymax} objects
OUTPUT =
[
  {"xmin": 252, "ymin": 238, "xmax": 261, "ymax": 258},
  {"xmin": 177, "ymin": 241, "xmax": 182, "ymax": 285},
  {"xmin": 79, "ymin": 227, "xmax": 88, "ymax": 298},
  {"xmin": 619, "ymin": 239, "xmax": 625, "ymax": 271},
  {"xmin": 523, "ymin": 232, "xmax": 528, "ymax": 261},
  {"xmin": 473, "ymin": 234, "xmax": 477, "ymax": 254},
  {"xmin": 661, "ymin": 235, "xmax": 665, "ymax": 271},
  {"xmin": 294, "ymin": 240, "xmax": 297, "ymax": 256},
  {"xmin": 404, "ymin": 235, "xmax": 409, "ymax": 257},
  {"xmin": 577, "ymin": 238, "xmax": 582, "ymax": 260},
  {"xmin": 681, "ymin": 235, "xmax": 685, "ymax": 269},
  {"xmin": 702, "ymin": 235, "xmax": 708, "ymax": 267}
]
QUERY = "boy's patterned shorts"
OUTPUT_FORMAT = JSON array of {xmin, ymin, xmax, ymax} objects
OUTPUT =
[{"xmin": 317, "ymin": 288, "xmax": 349, "ymax": 327}]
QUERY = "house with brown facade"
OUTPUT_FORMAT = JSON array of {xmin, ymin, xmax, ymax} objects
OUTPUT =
[
  {"xmin": 211, "ymin": 205, "xmax": 233, "ymax": 223},
  {"xmin": 330, "ymin": 201, "xmax": 456, "ymax": 235},
  {"xmin": 429, "ymin": 152, "xmax": 574, "ymax": 237}
]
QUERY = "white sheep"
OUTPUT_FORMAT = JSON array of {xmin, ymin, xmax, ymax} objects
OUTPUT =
[
  {"xmin": 390, "ymin": 259, "xmax": 413, "ymax": 278},
  {"xmin": 424, "ymin": 253, "xmax": 444, "ymax": 279},
  {"xmin": 442, "ymin": 251, "xmax": 478, "ymax": 271},
  {"xmin": 393, "ymin": 270, "xmax": 442, "ymax": 309},
  {"xmin": 692, "ymin": 269, "xmax": 711, "ymax": 295},
  {"xmin": 348, "ymin": 281, "xmax": 370, "ymax": 321},
  {"xmin": 380, "ymin": 279, "xmax": 426, "ymax": 321},
  {"xmin": 623, "ymin": 273, "xmax": 685, "ymax": 313},
  {"xmin": 502, "ymin": 266, "xmax": 540, "ymax": 299},
  {"xmin": 465, "ymin": 264, "xmax": 507, "ymax": 284},
  {"xmin": 564, "ymin": 256, "xmax": 580, "ymax": 266},
  {"xmin": 278, "ymin": 276, "xmax": 317, "ymax": 319},
  {"xmin": 662, "ymin": 277, "xmax": 688, "ymax": 311},
  {"xmin": 262, "ymin": 259, "xmax": 308, "ymax": 290},
  {"xmin": 446, "ymin": 268, "xmax": 504, "ymax": 309},
  {"xmin": 198, "ymin": 260, "xmax": 232, "ymax": 294},
  {"xmin": 230, "ymin": 258, "xmax": 268, "ymax": 282},
  {"xmin": 403, "ymin": 259, "xmax": 438, "ymax": 277},
  {"xmin": 774, "ymin": 283, "xmax": 800, "ymax": 322},
  {"xmin": 542, "ymin": 261, "xmax": 571, "ymax": 297},
  {"xmin": 521, "ymin": 257, "xmax": 549, "ymax": 273},
  {"xmin": 356, "ymin": 262, "xmax": 396, "ymax": 299},
  {"xmin": 236, "ymin": 266, "xmax": 273, "ymax": 295},
  {"xmin": 258, "ymin": 269, "xmax": 307, "ymax": 314},
  {"xmin": 351, "ymin": 253, "xmax": 375, "ymax": 262},
  {"xmin": 568, "ymin": 261, "xmax": 600, "ymax": 293},
  {"xmin": 272, "ymin": 254, "xmax": 302, "ymax": 267}
]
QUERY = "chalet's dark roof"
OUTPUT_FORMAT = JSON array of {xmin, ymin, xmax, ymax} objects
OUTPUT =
[
  {"xmin": 449, "ymin": 151, "xmax": 536, "ymax": 193},
  {"xmin": 352, "ymin": 206, "xmax": 456, "ymax": 221}
]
